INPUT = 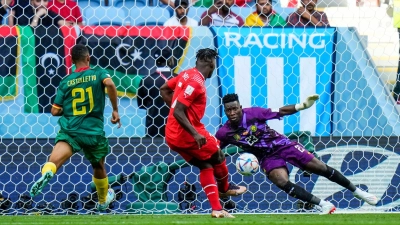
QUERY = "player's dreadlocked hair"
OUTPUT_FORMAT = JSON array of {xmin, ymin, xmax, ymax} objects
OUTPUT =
[
  {"xmin": 195, "ymin": 48, "xmax": 218, "ymax": 62},
  {"xmin": 71, "ymin": 44, "xmax": 89, "ymax": 64},
  {"xmin": 222, "ymin": 93, "xmax": 239, "ymax": 104}
]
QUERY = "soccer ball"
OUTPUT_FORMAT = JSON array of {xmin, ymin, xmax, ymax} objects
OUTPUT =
[{"xmin": 235, "ymin": 153, "xmax": 259, "ymax": 176}]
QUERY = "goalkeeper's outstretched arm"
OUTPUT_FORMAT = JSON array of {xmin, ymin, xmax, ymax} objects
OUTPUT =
[{"xmin": 279, "ymin": 94, "xmax": 319, "ymax": 116}]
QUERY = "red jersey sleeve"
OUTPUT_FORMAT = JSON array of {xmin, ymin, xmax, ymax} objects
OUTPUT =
[
  {"xmin": 167, "ymin": 73, "xmax": 181, "ymax": 90},
  {"xmin": 176, "ymin": 80, "xmax": 203, "ymax": 107}
]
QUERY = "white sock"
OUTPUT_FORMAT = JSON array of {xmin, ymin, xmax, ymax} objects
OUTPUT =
[{"xmin": 353, "ymin": 187, "xmax": 363, "ymax": 195}]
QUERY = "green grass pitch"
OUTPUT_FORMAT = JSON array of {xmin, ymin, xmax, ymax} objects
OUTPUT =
[{"xmin": 2, "ymin": 213, "xmax": 400, "ymax": 225}]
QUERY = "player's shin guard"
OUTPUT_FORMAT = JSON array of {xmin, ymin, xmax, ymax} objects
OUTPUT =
[
  {"xmin": 200, "ymin": 168, "xmax": 223, "ymax": 210},
  {"xmin": 322, "ymin": 165, "xmax": 356, "ymax": 192},
  {"xmin": 282, "ymin": 181, "xmax": 321, "ymax": 205},
  {"xmin": 93, "ymin": 177, "xmax": 109, "ymax": 204},
  {"xmin": 213, "ymin": 159, "xmax": 229, "ymax": 193},
  {"xmin": 41, "ymin": 162, "xmax": 57, "ymax": 175}
]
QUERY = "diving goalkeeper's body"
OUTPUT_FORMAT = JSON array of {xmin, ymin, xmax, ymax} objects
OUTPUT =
[{"xmin": 216, "ymin": 93, "xmax": 378, "ymax": 214}]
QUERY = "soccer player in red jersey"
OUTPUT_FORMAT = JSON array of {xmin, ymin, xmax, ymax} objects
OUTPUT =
[{"xmin": 160, "ymin": 48, "xmax": 246, "ymax": 218}]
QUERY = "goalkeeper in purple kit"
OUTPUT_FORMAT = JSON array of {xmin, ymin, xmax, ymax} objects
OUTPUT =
[{"xmin": 215, "ymin": 93, "xmax": 378, "ymax": 214}]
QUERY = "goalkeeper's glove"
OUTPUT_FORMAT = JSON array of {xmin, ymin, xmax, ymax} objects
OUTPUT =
[{"xmin": 295, "ymin": 94, "xmax": 320, "ymax": 111}]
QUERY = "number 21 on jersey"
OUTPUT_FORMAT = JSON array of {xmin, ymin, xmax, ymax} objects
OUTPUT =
[{"xmin": 72, "ymin": 87, "xmax": 94, "ymax": 116}]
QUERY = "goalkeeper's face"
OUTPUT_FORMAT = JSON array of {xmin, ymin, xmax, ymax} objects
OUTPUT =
[{"xmin": 224, "ymin": 101, "xmax": 242, "ymax": 124}]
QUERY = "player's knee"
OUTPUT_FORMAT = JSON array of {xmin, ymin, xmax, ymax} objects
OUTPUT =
[
  {"xmin": 269, "ymin": 171, "xmax": 289, "ymax": 189},
  {"xmin": 210, "ymin": 149, "xmax": 225, "ymax": 164},
  {"xmin": 321, "ymin": 165, "xmax": 335, "ymax": 179},
  {"xmin": 275, "ymin": 178, "xmax": 289, "ymax": 189},
  {"xmin": 216, "ymin": 150, "xmax": 225, "ymax": 163},
  {"xmin": 198, "ymin": 163, "xmax": 213, "ymax": 170},
  {"xmin": 91, "ymin": 161, "xmax": 105, "ymax": 170},
  {"xmin": 307, "ymin": 158, "xmax": 329, "ymax": 176}
]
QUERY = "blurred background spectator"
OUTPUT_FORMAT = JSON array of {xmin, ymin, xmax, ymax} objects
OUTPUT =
[
  {"xmin": 286, "ymin": 0, "xmax": 330, "ymax": 27},
  {"xmin": 164, "ymin": 0, "xmax": 198, "ymax": 26},
  {"xmin": 245, "ymin": 0, "xmax": 286, "ymax": 26},
  {"xmin": 47, "ymin": 0, "xmax": 83, "ymax": 26},
  {"xmin": 8, "ymin": 0, "xmax": 67, "ymax": 27},
  {"xmin": 200, "ymin": 0, "xmax": 244, "ymax": 26}
]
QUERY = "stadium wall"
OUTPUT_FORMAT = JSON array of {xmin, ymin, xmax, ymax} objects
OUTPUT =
[
  {"xmin": 333, "ymin": 27, "xmax": 400, "ymax": 136},
  {"xmin": 2, "ymin": 26, "xmax": 399, "ymax": 137}
]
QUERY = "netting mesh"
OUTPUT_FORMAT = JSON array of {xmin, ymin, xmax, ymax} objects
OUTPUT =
[{"xmin": 1, "ymin": 0, "xmax": 400, "ymax": 215}]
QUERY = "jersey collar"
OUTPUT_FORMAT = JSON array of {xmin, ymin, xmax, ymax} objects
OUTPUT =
[
  {"xmin": 75, "ymin": 66, "xmax": 90, "ymax": 72},
  {"xmin": 193, "ymin": 68, "xmax": 206, "ymax": 81}
]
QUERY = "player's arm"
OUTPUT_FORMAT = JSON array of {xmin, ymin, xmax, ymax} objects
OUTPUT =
[
  {"xmin": 279, "ymin": 94, "xmax": 319, "ymax": 116},
  {"xmin": 160, "ymin": 82, "xmax": 174, "ymax": 107},
  {"xmin": 173, "ymin": 101, "xmax": 206, "ymax": 149},
  {"xmin": 52, "ymin": 85, "xmax": 65, "ymax": 116},
  {"xmin": 160, "ymin": 74, "xmax": 180, "ymax": 107},
  {"xmin": 51, "ymin": 104, "xmax": 63, "ymax": 116},
  {"xmin": 215, "ymin": 130, "xmax": 229, "ymax": 149},
  {"xmin": 104, "ymin": 77, "xmax": 121, "ymax": 128}
]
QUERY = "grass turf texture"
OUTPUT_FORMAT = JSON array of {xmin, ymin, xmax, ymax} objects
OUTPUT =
[{"xmin": 2, "ymin": 214, "xmax": 400, "ymax": 225}]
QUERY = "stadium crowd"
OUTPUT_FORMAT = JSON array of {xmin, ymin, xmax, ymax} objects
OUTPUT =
[{"xmin": 0, "ymin": 0, "xmax": 329, "ymax": 27}]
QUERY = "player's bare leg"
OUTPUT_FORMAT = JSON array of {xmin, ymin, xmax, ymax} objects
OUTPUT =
[
  {"xmin": 189, "ymin": 157, "xmax": 236, "ymax": 218},
  {"xmin": 204, "ymin": 150, "xmax": 247, "ymax": 198},
  {"xmin": 92, "ymin": 158, "xmax": 115, "ymax": 211},
  {"xmin": 304, "ymin": 157, "xmax": 378, "ymax": 205},
  {"xmin": 268, "ymin": 167, "xmax": 336, "ymax": 215},
  {"xmin": 30, "ymin": 141, "xmax": 73, "ymax": 197}
]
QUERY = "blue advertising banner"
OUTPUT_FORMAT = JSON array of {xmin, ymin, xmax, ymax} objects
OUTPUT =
[{"xmin": 212, "ymin": 27, "xmax": 335, "ymax": 136}]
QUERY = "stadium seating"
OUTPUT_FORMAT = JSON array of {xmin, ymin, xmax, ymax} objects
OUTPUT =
[
  {"xmin": 73, "ymin": 0, "xmax": 296, "ymax": 26},
  {"xmin": 1, "ymin": 11, "xmax": 9, "ymax": 25},
  {"xmin": 83, "ymin": 6, "xmax": 129, "ymax": 25},
  {"xmin": 274, "ymin": 6, "xmax": 296, "ymax": 20},
  {"xmin": 186, "ymin": 6, "xmax": 207, "ymax": 22},
  {"xmin": 230, "ymin": 5, "xmax": 254, "ymax": 20},
  {"xmin": 129, "ymin": 6, "xmax": 171, "ymax": 25},
  {"xmin": 318, "ymin": 0, "xmax": 348, "ymax": 7},
  {"xmin": 77, "ymin": 0, "xmax": 106, "ymax": 9},
  {"xmin": 158, "ymin": 0, "xmax": 169, "ymax": 7},
  {"xmin": 113, "ymin": 0, "xmax": 149, "ymax": 7}
]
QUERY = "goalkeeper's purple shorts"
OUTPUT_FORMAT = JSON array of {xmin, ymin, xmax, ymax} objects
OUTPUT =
[{"xmin": 260, "ymin": 143, "xmax": 314, "ymax": 175}]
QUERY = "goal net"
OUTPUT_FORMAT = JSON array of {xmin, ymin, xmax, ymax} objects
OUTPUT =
[{"xmin": 0, "ymin": 0, "xmax": 399, "ymax": 214}]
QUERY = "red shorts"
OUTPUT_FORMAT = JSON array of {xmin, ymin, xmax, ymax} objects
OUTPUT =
[{"xmin": 166, "ymin": 132, "xmax": 220, "ymax": 162}]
